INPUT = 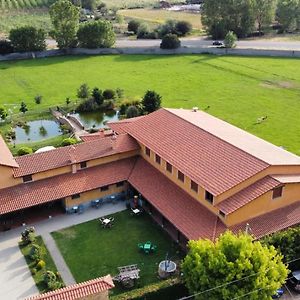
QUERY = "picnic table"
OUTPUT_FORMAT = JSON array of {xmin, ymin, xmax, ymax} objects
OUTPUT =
[
  {"xmin": 138, "ymin": 241, "xmax": 157, "ymax": 254},
  {"xmin": 113, "ymin": 264, "xmax": 140, "ymax": 288},
  {"xmin": 131, "ymin": 208, "xmax": 142, "ymax": 215},
  {"xmin": 99, "ymin": 216, "xmax": 114, "ymax": 228}
]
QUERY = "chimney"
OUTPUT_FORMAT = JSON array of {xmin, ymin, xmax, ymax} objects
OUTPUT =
[
  {"xmin": 192, "ymin": 107, "xmax": 198, "ymax": 112},
  {"xmin": 69, "ymin": 145, "xmax": 77, "ymax": 174},
  {"xmin": 111, "ymin": 134, "xmax": 117, "ymax": 149}
]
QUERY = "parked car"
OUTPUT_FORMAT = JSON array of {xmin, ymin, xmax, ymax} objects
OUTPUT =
[
  {"xmin": 288, "ymin": 270, "xmax": 300, "ymax": 293},
  {"xmin": 212, "ymin": 40, "xmax": 224, "ymax": 46},
  {"xmin": 271, "ymin": 288, "xmax": 284, "ymax": 299}
]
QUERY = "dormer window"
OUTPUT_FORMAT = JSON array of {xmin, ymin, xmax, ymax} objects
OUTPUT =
[
  {"xmin": 205, "ymin": 191, "xmax": 214, "ymax": 204},
  {"xmin": 23, "ymin": 175, "xmax": 32, "ymax": 183}
]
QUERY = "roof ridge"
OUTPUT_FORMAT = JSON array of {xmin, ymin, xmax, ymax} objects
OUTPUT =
[{"xmin": 164, "ymin": 108, "xmax": 270, "ymax": 167}]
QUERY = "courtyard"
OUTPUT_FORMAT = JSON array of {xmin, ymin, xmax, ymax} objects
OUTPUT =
[{"xmin": 51, "ymin": 209, "xmax": 183, "ymax": 296}]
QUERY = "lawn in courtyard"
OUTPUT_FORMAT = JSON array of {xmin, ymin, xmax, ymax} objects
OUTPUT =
[
  {"xmin": 0, "ymin": 54, "xmax": 300, "ymax": 155},
  {"xmin": 51, "ymin": 210, "xmax": 182, "ymax": 295}
]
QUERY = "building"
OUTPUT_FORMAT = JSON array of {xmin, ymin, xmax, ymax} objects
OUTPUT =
[
  {"xmin": 0, "ymin": 108, "xmax": 300, "ymax": 247},
  {"xmin": 26, "ymin": 275, "xmax": 114, "ymax": 300}
]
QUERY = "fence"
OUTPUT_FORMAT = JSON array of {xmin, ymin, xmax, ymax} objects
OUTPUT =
[{"xmin": 1, "ymin": 46, "xmax": 300, "ymax": 62}]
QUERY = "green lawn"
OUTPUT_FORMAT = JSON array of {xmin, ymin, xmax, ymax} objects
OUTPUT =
[
  {"xmin": 51, "ymin": 210, "xmax": 182, "ymax": 295},
  {"xmin": 0, "ymin": 54, "xmax": 300, "ymax": 154},
  {"xmin": 19, "ymin": 235, "xmax": 64, "ymax": 293}
]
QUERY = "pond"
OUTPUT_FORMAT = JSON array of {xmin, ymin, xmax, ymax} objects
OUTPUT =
[
  {"xmin": 14, "ymin": 120, "xmax": 62, "ymax": 144},
  {"xmin": 71, "ymin": 110, "xmax": 119, "ymax": 129}
]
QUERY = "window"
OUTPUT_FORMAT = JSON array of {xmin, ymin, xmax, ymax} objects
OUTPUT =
[
  {"xmin": 71, "ymin": 193, "xmax": 80, "ymax": 199},
  {"xmin": 101, "ymin": 185, "xmax": 109, "ymax": 192},
  {"xmin": 166, "ymin": 162, "xmax": 172, "ymax": 173},
  {"xmin": 116, "ymin": 181, "xmax": 124, "ymax": 187},
  {"xmin": 178, "ymin": 170, "xmax": 184, "ymax": 182},
  {"xmin": 80, "ymin": 161, "xmax": 87, "ymax": 169},
  {"xmin": 155, "ymin": 154, "xmax": 161, "ymax": 165},
  {"xmin": 145, "ymin": 147, "xmax": 150, "ymax": 157},
  {"xmin": 191, "ymin": 180, "xmax": 198, "ymax": 193},
  {"xmin": 205, "ymin": 191, "xmax": 214, "ymax": 204},
  {"xmin": 23, "ymin": 175, "xmax": 32, "ymax": 183},
  {"xmin": 273, "ymin": 186, "xmax": 283, "ymax": 199},
  {"xmin": 219, "ymin": 210, "xmax": 226, "ymax": 218}
]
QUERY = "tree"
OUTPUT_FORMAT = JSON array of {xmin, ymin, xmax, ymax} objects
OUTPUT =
[
  {"xmin": 49, "ymin": 0, "xmax": 80, "ymax": 49},
  {"xmin": 19, "ymin": 102, "xmax": 28, "ymax": 114},
  {"xmin": 77, "ymin": 20, "xmax": 115, "ymax": 48},
  {"xmin": 0, "ymin": 106, "xmax": 8, "ymax": 120},
  {"xmin": 77, "ymin": 83, "xmax": 90, "ymax": 99},
  {"xmin": 202, "ymin": 0, "xmax": 255, "ymax": 39},
  {"xmin": 160, "ymin": 34, "xmax": 181, "ymax": 49},
  {"xmin": 158, "ymin": 19, "xmax": 177, "ymax": 38},
  {"xmin": 224, "ymin": 31, "xmax": 237, "ymax": 48},
  {"xmin": 126, "ymin": 105, "xmax": 139, "ymax": 118},
  {"xmin": 81, "ymin": 0, "xmax": 97, "ymax": 10},
  {"xmin": 34, "ymin": 95, "xmax": 42, "ymax": 104},
  {"xmin": 277, "ymin": 0, "xmax": 300, "ymax": 32},
  {"xmin": 253, "ymin": 0, "xmax": 276, "ymax": 34},
  {"xmin": 142, "ymin": 90, "xmax": 162, "ymax": 113},
  {"xmin": 127, "ymin": 19, "xmax": 141, "ymax": 34},
  {"xmin": 175, "ymin": 21, "xmax": 192, "ymax": 36},
  {"xmin": 9, "ymin": 26, "xmax": 46, "ymax": 52},
  {"xmin": 103, "ymin": 89, "xmax": 115, "ymax": 99},
  {"xmin": 92, "ymin": 87, "xmax": 104, "ymax": 105},
  {"xmin": 66, "ymin": 97, "xmax": 71, "ymax": 106},
  {"xmin": 17, "ymin": 146, "xmax": 33, "ymax": 156},
  {"xmin": 182, "ymin": 231, "xmax": 288, "ymax": 300}
]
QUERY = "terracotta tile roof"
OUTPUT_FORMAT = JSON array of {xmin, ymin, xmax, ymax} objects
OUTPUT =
[
  {"xmin": 80, "ymin": 129, "xmax": 115, "ymax": 142},
  {"xmin": 271, "ymin": 174, "xmax": 300, "ymax": 184},
  {"xmin": 217, "ymin": 176, "xmax": 280, "ymax": 214},
  {"xmin": 231, "ymin": 201, "xmax": 300, "ymax": 239},
  {"xmin": 0, "ymin": 135, "xmax": 18, "ymax": 168},
  {"xmin": 13, "ymin": 133, "xmax": 139, "ymax": 177},
  {"xmin": 108, "ymin": 116, "xmax": 145, "ymax": 134},
  {"xmin": 26, "ymin": 275, "xmax": 114, "ymax": 300},
  {"xmin": 0, "ymin": 158, "xmax": 136, "ymax": 214},
  {"xmin": 128, "ymin": 157, "xmax": 226, "ymax": 240},
  {"xmin": 166, "ymin": 108, "xmax": 300, "ymax": 166},
  {"xmin": 123, "ymin": 109, "xmax": 269, "ymax": 195}
]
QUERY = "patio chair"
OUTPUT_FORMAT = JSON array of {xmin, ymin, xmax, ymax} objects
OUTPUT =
[
  {"xmin": 109, "ymin": 217, "xmax": 115, "ymax": 223},
  {"xmin": 151, "ymin": 245, "xmax": 157, "ymax": 252},
  {"xmin": 138, "ymin": 243, "xmax": 144, "ymax": 251}
]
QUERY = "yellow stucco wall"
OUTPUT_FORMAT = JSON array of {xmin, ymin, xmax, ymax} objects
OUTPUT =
[
  {"xmin": 225, "ymin": 182, "xmax": 300, "ymax": 226},
  {"xmin": 64, "ymin": 182, "xmax": 128, "ymax": 208},
  {"xmin": 0, "ymin": 165, "xmax": 22, "ymax": 188},
  {"xmin": 138, "ymin": 143, "xmax": 219, "ymax": 215}
]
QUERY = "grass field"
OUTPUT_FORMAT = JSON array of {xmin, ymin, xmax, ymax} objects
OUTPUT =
[
  {"xmin": 0, "ymin": 9, "xmax": 51, "ymax": 35},
  {"xmin": 52, "ymin": 210, "xmax": 182, "ymax": 295},
  {"xmin": 119, "ymin": 8, "xmax": 202, "ymax": 30},
  {"xmin": 0, "ymin": 0, "xmax": 53, "ymax": 10},
  {"xmin": 0, "ymin": 54, "xmax": 300, "ymax": 155}
]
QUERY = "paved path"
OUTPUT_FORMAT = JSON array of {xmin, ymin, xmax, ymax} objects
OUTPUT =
[{"xmin": 0, "ymin": 202, "xmax": 126, "ymax": 300}]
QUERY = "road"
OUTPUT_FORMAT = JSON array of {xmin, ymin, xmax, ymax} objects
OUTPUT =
[{"xmin": 47, "ymin": 37, "xmax": 300, "ymax": 50}]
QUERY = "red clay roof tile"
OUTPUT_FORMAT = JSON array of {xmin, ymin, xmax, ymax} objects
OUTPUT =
[
  {"xmin": 0, "ymin": 135, "xmax": 18, "ymax": 168},
  {"xmin": 128, "ymin": 157, "xmax": 226, "ymax": 240},
  {"xmin": 26, "ymin": 275, "xmax": 114, "ymax": 300},
  {"xmin": 13, "ymin": 133, "xmax": 139, "ymax": 177},
  {"xmin": 231, "ymin": 201, "xmax": 300, "ymax": 239},
  {"xmin": 0, "ymin": 158, "xmax": 136, "ymax": 214},
  {"xmin": 218, "ymin": 176, "xmax": 280, "ymax": 214},
  {"xmin": 122, "ymin": 109, "xmax": 269, "ymax": 195}
]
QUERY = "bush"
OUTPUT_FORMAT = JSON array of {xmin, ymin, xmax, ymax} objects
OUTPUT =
[
  {"xmin": 126, "ymin": 105, "xmax": 139, "ymax": 118},
  {"xmin": 34, "ymin": 95, "xmax": 42, "ymax": 104},
  {"xmin": 0, "ymin": 40, "xmax": 14, "ymax": 55},
  {"xmin": 61, "ymin": 138, "xmax": 77, "ymax": 146},
  {"xmin": 77, "ymin": 20, "xmax": 115, "ymax": 48},
  {"xmin": 44, "ymin": 270, "xmax": 61, "ymax": 291},
  {"xmin": 37, "ymin": 260, "xmax": 46, "ymax": 270},
  {"xmin": 29, "ymin": 244, "xmax": 41, "ymax": 261},
  {"xmin": 119, "ymin": 99, "xmax": 142, "ymax": 115},
  {"xmin": 142, "ymin": 90, "xmax": 161, "ymax": 113},
  {"xmin": 0, "ymin": 106, "xmax": 8, "ymax": 120},
  {"xmin": 224, "ymin": 31, "xmax": 237, "ymax": 48},
  {"xmin": 31, "ymin": 268, "xmax": 37, "ymax": 275},
  {"xmin": 77, "ymin": 83, "xmax": 90, "ymax": 99},
  {"xmin": 158, "ymin": 19, "xmax": 177, "ymax": 38},
  {"xmin": 175, "ymin": 21, "xmax": 192, "ymax": 36},
  {"xmin": 160, "ymin": 34, "xmax": 180, "ymax": 49},
  {"xmin": 17, "ymin": 147, "xmax": 33, "ymax": 156},
  {"xmin": 103, "ymin": 89, "xmax": 116, "ymax": 99},
  {"xmin": 9, "ymin": 26, "xmax": 46, "ymax": 52},
  {"xmin": 92, "ymin": 87, "xmax": 104, "ymax": 105},
  {"xmin": 128, "ymin": 19, "xmax": 141, "ymax": 34},
  {"xmin": 76, "ymin": 98, "xmax": 99, "ymax": 112},
  {"xmin": 136, "ymin": 23, "xmax": 150, "ymax": 39}
]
